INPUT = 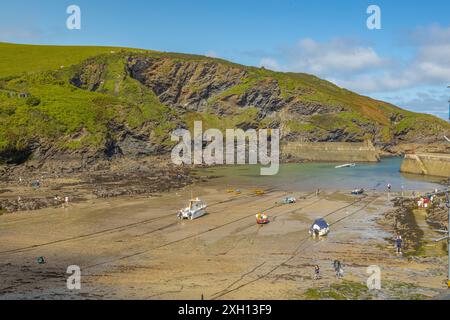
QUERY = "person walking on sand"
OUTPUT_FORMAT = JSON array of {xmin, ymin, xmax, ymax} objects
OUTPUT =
[
  {"xmin": 387, "ymin": 183, "xmax": 392, "ymax": 193},
  {"xmin": 395, "ymin": 235, "xmax": 403, "ymax": 255},
  {"xmin": 333, "ymin": 260, "xmax": 344, "ymax": 279},
  {"xmin": 313, "ymin": 265, "xmax": 321, "ymax": 280},
  {"xmin": 62, "ymin": 196, "xmax": 70, "ymax": 208}
]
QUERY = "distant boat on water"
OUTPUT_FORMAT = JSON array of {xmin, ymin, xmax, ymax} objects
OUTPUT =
[{"xmin": 335, "ymin": 163, "xmax": 356, "ymax": 169}]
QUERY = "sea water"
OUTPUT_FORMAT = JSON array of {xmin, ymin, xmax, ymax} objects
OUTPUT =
[{"xmin": 197, "ymin": 157, "xmax": 445, "ymax": 192}]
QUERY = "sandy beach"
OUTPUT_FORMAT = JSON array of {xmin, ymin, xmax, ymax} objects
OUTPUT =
[{"xmin": 0, "ymin": 180, "xmax": 448, "ymax": 300}]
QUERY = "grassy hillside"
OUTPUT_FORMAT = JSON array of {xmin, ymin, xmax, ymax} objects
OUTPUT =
[
  {"xmin": 0, "ymin": 53, "xmax": 175, "ymax": 156},
  {"xmin": 0, "ymin": 42, "xmax": 136, "ymax": 78},
  {"xmin": 0, "ymin": 42, "xmax": 240, "ymax": 78},
  {"xmin": 0, "ymin": 42, "xmax": 449, "ymax": 164}
]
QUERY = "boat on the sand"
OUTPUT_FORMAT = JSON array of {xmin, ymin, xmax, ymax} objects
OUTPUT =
[
  {"xmin": 351, "ymin": 188, "xmax": 364, "ymax": 195},
  {"xmin": 283, "ymin": 196, "xmax": 296, "ymax": 204},
  {"xmin": 177, "ymin": 197, "xmax": 207, "ymax": 220},
  {"xmin": 256, "ymin": 212, "xmax": 269, "ymax": 224},
  {"xmin": 309, "ymin": 218, "xmax": 330, "ymax": 237}
]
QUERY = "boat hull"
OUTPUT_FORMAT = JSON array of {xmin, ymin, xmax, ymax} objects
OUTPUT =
[
  {"xmin": 309, "ymin": 228, "xmax": 329, "ymax": 237},
  {"xmin": 256, "ymin": 218, "xmax": 270, "ymax": 225},
  {"xmin": 178, "ymin": 207, "xmax": 207, "ymax": 220}
]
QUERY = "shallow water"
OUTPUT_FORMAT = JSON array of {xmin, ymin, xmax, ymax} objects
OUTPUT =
[{"xmin": 197, "ymin": 157, "xmax": 444, "ymax": 192}]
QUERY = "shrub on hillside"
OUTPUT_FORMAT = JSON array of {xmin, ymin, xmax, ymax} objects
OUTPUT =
[{"xmin": 25, "ymin": 96, "xmax": 41, "ymax": 107}]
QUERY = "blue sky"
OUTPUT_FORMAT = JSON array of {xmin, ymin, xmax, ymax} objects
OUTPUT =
[{"xmin": 1, "ymin": 0, "xmax": 449, "ymax": 119}]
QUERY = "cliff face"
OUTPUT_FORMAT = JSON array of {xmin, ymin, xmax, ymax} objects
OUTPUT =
[{"xmin": 1, "ymin": 45, "xmax": 450, "ymax": 169}]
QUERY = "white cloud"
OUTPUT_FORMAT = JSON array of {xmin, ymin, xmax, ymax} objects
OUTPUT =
[
  {"xmin": 284, "ymin": 38, "xmax": 388, "ymax": 77},
  {"xmin": 259, "ymin": 57, "xmax": 280, "ymax": 71},
  {"xmin": 205, "ymin": 50, "xmax": 219, "ymax": 58},
  {"xmin": 376, "ymin": 89, "xmax": 449, "ymax": 120},
  {"xmin": 0, "ymin": 27, "xmax": 42, "ymax": 40},
  {"xmin": 410, "ymin": 24, "xmax": 450, "ymax": 46},
  {"xmin": 247, "ymin": 25, "xmax": 450, "ymax": 117},
  {"xmin": 263, "ymin": 25, "xmax": 450, "ymax": 96}
]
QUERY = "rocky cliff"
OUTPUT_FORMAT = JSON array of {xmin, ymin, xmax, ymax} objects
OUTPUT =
[{"xmin": 1, "ymin": 43, "xmax": 450, "ymax": 171}]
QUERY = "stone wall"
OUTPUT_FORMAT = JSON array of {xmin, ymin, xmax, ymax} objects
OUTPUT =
[
  {"xmin": 282, "ymin": 141, "xmax": 380, "ymax": 162},
  {"xmin": 400, "ymin": 153, "xmax": 450, "ymax": 178}
]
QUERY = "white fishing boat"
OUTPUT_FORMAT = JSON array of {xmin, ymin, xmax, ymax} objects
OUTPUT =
[
  {"xmin": 309, "ymin": 218, "xmax": 330, "ymax": 237},
  {"xmin": 351, "ymin": 188, "xmax": 364, "ymax": 195},
  {"xmin": 177, "ymin": 197, "xmax": 207, "ymax": 220},
  {"xmin": 335, "ymin": 163, "xmax": 356, "ymax": 169}
]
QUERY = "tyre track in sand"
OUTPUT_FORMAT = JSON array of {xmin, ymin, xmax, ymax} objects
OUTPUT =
[
  {"xmin": 0, "ymin": 189, "xmax": 298, "ymax": 293},
  {"xmin": 0, "ymin": 188, "xmax": 279, "ymax": 256},
  {"xmin": 209, "ymin": 194, "xmax": 380, "ymax": 300}
]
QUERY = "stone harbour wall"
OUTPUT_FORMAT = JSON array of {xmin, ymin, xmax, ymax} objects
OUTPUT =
[
  {"xmin": 400, "ymin": 153, "xmax": 450, "ymax": 178},
  {"xmin": 282, "ymin": 141, "xmax": 380, "ymax": 162}
]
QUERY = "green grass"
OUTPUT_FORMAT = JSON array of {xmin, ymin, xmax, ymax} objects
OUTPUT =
[
  {"xmin": 287, "ymin": 120, "xmax": 317, "ymax": 133},
  {"xmin": 0, "ymin": 42, "xmax": 143, "ymax": 78},
  {"xmin": 183, "ymin": 107, "xmax": 260, "ymax": 132},
  {"xmin": 303, "ymin": 280, "xmax": 429, "ymax": 300},
  {"xmin": 304, "ymin": 280, "xmax": 370, "ymax": 300}
]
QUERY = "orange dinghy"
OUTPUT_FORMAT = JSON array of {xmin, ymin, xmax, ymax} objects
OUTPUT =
[{"xmin": 256, "ymin": 212, "xmax": 269, "ymax": 225}]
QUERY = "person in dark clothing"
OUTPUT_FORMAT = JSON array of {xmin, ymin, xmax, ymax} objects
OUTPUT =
[
  {"xmin": 333, "ymin": 260, "xmax": 344, "ymax": 279},
  {"xmin": 313, "ymin": 265, "xmax": 321, "ymax": 280},
  {"xmin": 395, "ymin": 235, "xmax": 403, "ymax": 254}
]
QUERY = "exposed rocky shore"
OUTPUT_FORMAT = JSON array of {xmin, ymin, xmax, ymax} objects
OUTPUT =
[
  {"xmin": 0, "ymin": 155, "xmax": 206, "ymax": 214},
  {"xmin": 426, "ymin": 196, "xmax": 449, "ymax": 231},
  {"xmin": 378, "ymin": 197, "xmax": 424, "ymax": 252},
  {"xmin": 379, "ymin": 195, "xmax": 448, "ymax": 254}
]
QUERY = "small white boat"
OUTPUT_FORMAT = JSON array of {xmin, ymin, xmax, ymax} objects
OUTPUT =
[
  {"xmin": 351, "ymin": 188, "xmax": 364, "ymax": 195},
  {"xmin": 309, "ymin": 218, "xmax": 330, "ymax": 237},
  {"xmin": 177, "ymin": 197, "xmax": 207, "ymax": 220},
  {"xmin": 335, "ymin": 163, "xmax": 356, "ymax": 169}
]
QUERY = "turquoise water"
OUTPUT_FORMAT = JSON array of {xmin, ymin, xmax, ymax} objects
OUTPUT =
[{"xmin": 198, "ymin": 157, "xmax": 444, "ymax": 192}]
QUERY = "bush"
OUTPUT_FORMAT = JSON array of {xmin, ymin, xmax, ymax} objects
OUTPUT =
[{"xmin": 26, "ymin": 96, "xmax": 41, "ymax": 107}]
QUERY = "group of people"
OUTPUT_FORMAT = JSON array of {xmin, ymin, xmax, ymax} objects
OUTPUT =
[
  {"xmin": 54, "ymin": 195, "xmax": 70, "ymax": 208},
  {"xmin": 21, "ymin": 176, "xmax": 71, "ymax": 208},
  {"xmin": 313, "ymin": 260, "xmax": 344, "ymax": 280},
  {"xmin": 417, "ymin": 195, "xmax": 434, "ymax": 208}
]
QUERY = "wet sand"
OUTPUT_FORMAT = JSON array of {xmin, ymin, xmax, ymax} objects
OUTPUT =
[{"xmin": 0, "ymin": 183, "xmax": 448, "ymax": 300}]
